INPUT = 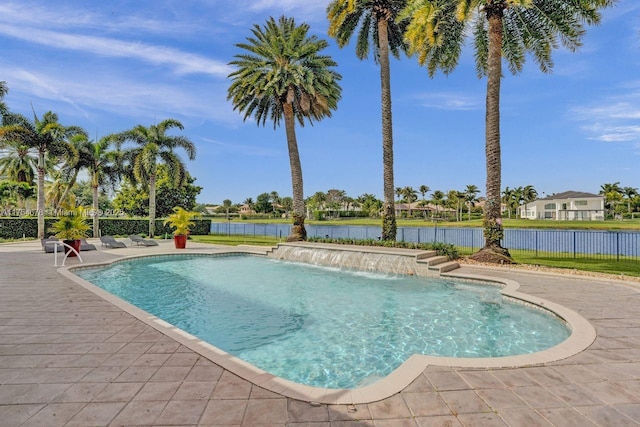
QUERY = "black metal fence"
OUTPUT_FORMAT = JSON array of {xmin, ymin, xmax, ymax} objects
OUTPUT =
[{"xmin": 210, "ymin": 223, "xmax": 640, "ymax": 262}]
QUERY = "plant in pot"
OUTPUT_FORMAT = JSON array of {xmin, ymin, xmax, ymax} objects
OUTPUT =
[
  {"xmin": 163, "ymin": 207, "xmax": 198, "ymax": 249},
  {"xmin": 49, "ymin": 209, "xmax": 91, "ymax": 256}
]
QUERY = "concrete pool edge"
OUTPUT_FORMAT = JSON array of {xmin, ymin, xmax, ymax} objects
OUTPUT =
[{"xmin": 60, "ymin": 250, "xmax": 597, "ymax": 405}]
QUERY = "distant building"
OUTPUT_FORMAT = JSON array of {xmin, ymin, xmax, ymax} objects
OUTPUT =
[
  {"xmin": 518, "ymin": 191, "xmax": 605, "ymax": 221},
  {"xmin": 394, "ymin": 202, "xmax": 454, "ymax": 217},
  {"xmin": 239, "ymin": 204, "xmax": 256, "ymax": 215}
]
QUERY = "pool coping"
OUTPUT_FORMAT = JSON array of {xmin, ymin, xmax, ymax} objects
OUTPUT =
[{"xmin": 60, "ymin": 249, "xmax": 597, "ymax": 405}]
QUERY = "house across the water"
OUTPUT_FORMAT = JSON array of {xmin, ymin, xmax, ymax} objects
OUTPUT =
[{"xmin": 518, "ymin": 191, "xmax": 605, "ymax": 221}]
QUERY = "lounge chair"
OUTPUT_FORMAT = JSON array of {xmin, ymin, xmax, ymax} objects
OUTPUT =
[
  {"xmin": 41, "ymin": 237, "xmax": 63, "ymax": 253},
  {"xmin": 129, "ymin": 234, "xmax": 159, "ymax": 246},
  {"xmin": 99, "ymin": 235, "xmax": 127, "ymax": 248},
  {"xmin": 80, "ymin": 238, "xmax": 97, "ymax": 251}
]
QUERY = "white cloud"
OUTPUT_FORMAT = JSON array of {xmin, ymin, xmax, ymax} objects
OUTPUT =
[
  {"xmin": 0, "ymin": 24, "xmax": 231, "ymax": 77},
  {"xmin": 2, "ymin": 65, "xmax": 239, "ymax": 126},
  {"xmin": 412, "ymin": 92, "xmax": 481, "ymax": 111},
  {"xmin": 571, "ymin": 94, "xmax": 640, "ymax": 144}
]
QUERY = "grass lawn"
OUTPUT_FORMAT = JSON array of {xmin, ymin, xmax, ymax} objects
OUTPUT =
[
  {"xmin": 190, "ymin": 234, "xmax": 281, "ymax": 246},
  {"xmin": 210, "ymin": 216, "xmax": 640, "ymax": 230}
]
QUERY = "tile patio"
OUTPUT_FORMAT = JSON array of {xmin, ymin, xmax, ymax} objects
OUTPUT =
[{"xmin": 1, "ymin": 239, "xmax": 639, "ymax": 426}]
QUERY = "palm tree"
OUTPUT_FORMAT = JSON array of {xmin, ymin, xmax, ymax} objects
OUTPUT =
[
  {"xmin": 600, "ymin": 182, "xmax": 622, "ymax": 218},
  {"xmin": 521, "ymin": 184, "xmax": 538, "ymax": 219},
  {"xmin": 418, "ymin": 184, "xmax": 430, "ymax": 218},
  {"xmin": 0, "ymin": 140, "xmax": 37, "ymax": 184},
  {"xmin": 402, "ymin": 0, "xmax": 613, "ymax": 262},
  {"xmin": 502, "ymin": 187, "xmax": 517, "ymax": 219},
  {"xmin": 431, "ymin": 190, "xmax": 445, "ymax": 218},
  {"xmin": 116, "ymin": 119, "xmax": 196, "ymax": 237},
  {"xmin": 622, "ymin": 187, "xmax": 638, "ymax": 214},
  {"xmin": 419, "ymin": 185, "xmax": 430, "ymax": 201},
  {"xmin": 446, "ymin": 189, "xmax": 461, "ymax": 221},
  {"xmin": 56, "ymin": 134, "xmax": 95, "ymax": 209},
  {"xmin": 86, "ymin": 136, "xmax": 120, "ymax": 237},
  {"xmin": 243, "ymin": 197, "xmax": 254, "ymax": 212},
  {"xmin": 222, "ymin": 199, "xmax": 233, "ymax": 218},
  {"xmin": 0, "ymin": 81, "xmax": 8, "ymax": 118},
  {"xmin": 0, "ymin": 111, "xmax": 83, "ymax": 238},
  {"xmin": 46, "ymin": 169, "xmax": 72, "ymax": 210},
  {"xmin": 228, "ymin": 16, "xmax": 342, "ymax": 241},
  {"xmin": 402, "ymin": 186, "xmax": 417, "ymax": 216},
  {"xmin": 463, "ymin": 184, "xmax": 480, "ymax": 221},
  {"xmin": 328, "ymin": 0, "xmax": 409, "ymax": 241}
]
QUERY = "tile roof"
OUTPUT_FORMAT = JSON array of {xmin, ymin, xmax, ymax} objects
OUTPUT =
[{"xmin": 540, "ymin": 191, "xmax": 602, "ymax": 200}]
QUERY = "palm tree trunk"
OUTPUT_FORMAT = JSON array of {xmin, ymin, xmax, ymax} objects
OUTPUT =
[
  {"xmin": 471, "ymin": 5, "xmax": 511, "ymax": 263},
  {"xmin": 283, "ymin": 98, "xmax": 306, "ymax": 242},
  {"xmin": 148, "ymin": 174, "xmax": 156, "ymax": 237},
  {"xmin": 36, "ymin": 151, "xmax": 46, "ymax": 239},
  {"xmin": 92, "ymin": 175, "xmax": 99, "ymax": 238},
  {"xmin": 56, "ymin": 170, "xmax": 79, "ymax": 210},
  {"xmin": 379, "ymin": 18, "xmax": 396, "ymax": 241}
]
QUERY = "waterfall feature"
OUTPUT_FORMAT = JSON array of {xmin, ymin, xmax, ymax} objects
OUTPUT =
[{"xmin": 269, "ymin": 244, "xmax": 425, "ymax": 276}]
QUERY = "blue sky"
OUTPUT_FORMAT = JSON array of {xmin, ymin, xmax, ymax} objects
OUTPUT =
[{"xmin": 1, "ymin": 1, "xmax": 639, "ymax": 204}]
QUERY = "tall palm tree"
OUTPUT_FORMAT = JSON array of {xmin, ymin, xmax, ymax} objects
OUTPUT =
[
  {"xmin": 116, "ymin": 119, "xmax": 196, "ymax": 237},
  {"xmin": 622, "ymin": 187, "xmax": 638, "ymax": 214},
  {"xmin": 86, "ymin": 136, "xmax": 121, "ymax": 237},
  {"xmin": 328, "ymin": 0, "xmax": 409, "ymax": 241},
  {"xmin": 0, "ymin": 111, "xmax": 83, "ymax": 238},
  {"xmin": 402, "ymin": 0, "xmax": 613, "ymax": 262},
  {"xmin": 463, "ymin": 184, "xmax": 480, "ymax": 221},
  {"xmin": 228, "ymin": 16, "xmax": 342, "ymax": 241},
  {"xmin": 418, "ymin": 184, "xmax": 430, "ymax": 218}
]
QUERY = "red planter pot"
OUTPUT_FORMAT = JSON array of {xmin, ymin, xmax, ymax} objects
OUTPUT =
[
  {"xmin": 173, "ymin": 234, "xmax": 187, "ymax": 249},
  {"xmin": 63, "ymin": 239, "xmax": 82, "ymax": 257}
]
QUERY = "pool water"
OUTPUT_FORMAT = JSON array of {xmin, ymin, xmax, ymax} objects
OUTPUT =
[{"xmin": 78, "ymin": 255, "xmax": 570, "ymax": 389}]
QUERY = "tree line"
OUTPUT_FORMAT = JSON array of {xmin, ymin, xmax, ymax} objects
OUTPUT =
[{"xmin": 0, "ymin": 87, "xmax": 197, "ymax": 239}]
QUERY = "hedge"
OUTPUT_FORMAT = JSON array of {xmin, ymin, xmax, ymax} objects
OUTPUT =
[{"xmin": 0, "ymin": 218, "xmax": 212, "ymax": 239}]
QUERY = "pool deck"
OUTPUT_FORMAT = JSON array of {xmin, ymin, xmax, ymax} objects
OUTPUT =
[{"xmin": 1, "ymin": 239, "xmax": 640, "ymax": 426}]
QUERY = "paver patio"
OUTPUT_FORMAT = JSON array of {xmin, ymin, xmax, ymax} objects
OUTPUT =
[{"xmin": 1, "ymin": 239, "xmax": 640, "ymax": 426}]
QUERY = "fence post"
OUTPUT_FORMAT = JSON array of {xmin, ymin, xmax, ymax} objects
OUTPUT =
[
  {"xmin": 573, "ymin": 231, "xmax": 576, "ymax": 259},
  {"xmin": 535, "ymin": 230, "xmax": 538, "ymax": 257},
  {"xmin": 617, "ymin": 232, "xmax": 620, "ymax": 262}
]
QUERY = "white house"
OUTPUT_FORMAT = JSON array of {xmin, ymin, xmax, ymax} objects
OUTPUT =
[{"xmin": 518, "ymin": 191, "xmax": 605, "ymax": 221}]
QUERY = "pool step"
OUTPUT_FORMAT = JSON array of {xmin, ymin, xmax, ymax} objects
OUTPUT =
[
  {"xmin": 429, "ymin": 261, "xmax": 460, "ymax": 273},
  {"xmin": 417, "ymin": 255, "xmax": 448, "ymax": 266},
  {"xmin": 415, "ymin": 250, "xmax": 437, "ymax": 260}
]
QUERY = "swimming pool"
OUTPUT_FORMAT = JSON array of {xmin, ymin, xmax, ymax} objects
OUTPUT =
[{"xmin": 76, "ymin": 254, "xmax": 570, "ymax": 389}]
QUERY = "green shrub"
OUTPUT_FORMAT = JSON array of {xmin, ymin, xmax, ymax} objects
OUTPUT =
[
  {"xmin": 306, "ymin": 237, "xmax": 460, "ymax": 260},
  {"xmin": 0, "ymin": 217, "xmax": 211, "ymax": 239}
]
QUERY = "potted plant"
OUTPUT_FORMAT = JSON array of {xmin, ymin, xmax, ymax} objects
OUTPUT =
[
  {"xmin": 49, "ymin": 209, "xmax": 91, "ymax": 256},
  {"xmin": 164, "ymin": 207, "xmax": 198, "ymax": 249}
]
